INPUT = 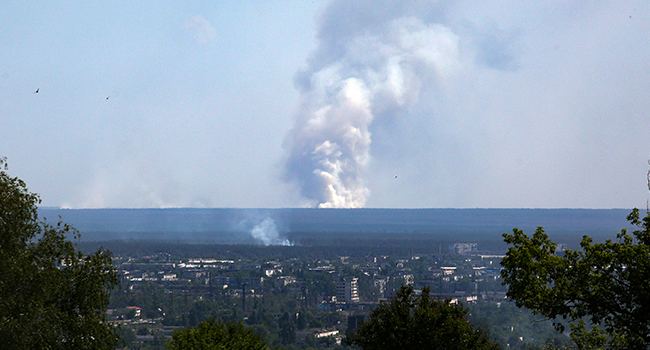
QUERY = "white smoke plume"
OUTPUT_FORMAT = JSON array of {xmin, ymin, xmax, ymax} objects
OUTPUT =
[
  {"xmin": 283, "ymin": 4, "xmax": 461, "ymax": 208},
  {"xmin": 250, "ymin": 217, "xmax": 292, "ymax": 246}
]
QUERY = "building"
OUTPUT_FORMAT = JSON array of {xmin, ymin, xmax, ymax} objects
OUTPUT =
[
  {"xmin": 296, "ymin": 329, "xmax": 341, "ymax": 346},
  {"xmin": 274, "ymin": 276, "xmax": 297, "ymax": 288},
  {"xmin": 347, "ymin": 315, "xmax": 365, "ymax": 337},
  {"xmin": 450, "ymin": 242, "xmax": 478, "ymax": 255},
  {"xmin": 373, "ymin": 277, "xmax": 389, "ymax": 298},
  {"xmin": 337, "ymin": 277, "xmax": 359, "ymax": 303}
]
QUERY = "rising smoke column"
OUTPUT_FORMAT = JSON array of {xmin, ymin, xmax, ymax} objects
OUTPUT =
[
  {"xmin": 282, "ymin": 5, "xmax": 461, "ymax": 208},
  {"xmin": 237, "ymin": 213, "xmax": 292, "ymax": 246},
  {"xmin": 251, "ymin": 217, "xmax": 291, "ymax": 246}
]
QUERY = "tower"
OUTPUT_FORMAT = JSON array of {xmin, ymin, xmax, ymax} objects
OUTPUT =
[{"xmin": 336, "ymin": 277, "xmax": 359, "ymax": 303}]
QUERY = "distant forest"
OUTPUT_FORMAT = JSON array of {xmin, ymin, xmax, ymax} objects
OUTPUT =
[{"xmin": 43, "ymin": 208, "xmax": 634, "ymax": 252}]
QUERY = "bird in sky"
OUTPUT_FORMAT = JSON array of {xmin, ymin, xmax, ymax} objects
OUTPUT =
[
  {"xmin": 106, "ymin": 96, "xmax": 110, "ymax": 100},
  {"xmin": 34, "ymin": 88, "xmax": 39, "ymax": 94}
]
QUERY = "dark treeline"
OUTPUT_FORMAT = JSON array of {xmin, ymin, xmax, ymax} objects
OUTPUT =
[
  {"xmin": 44, "ymin": 208, "xmax": 632, "ymax": 247},
  {"xmin": 78, "ymin": 239, "xmax": 493, "ymax": 260}
]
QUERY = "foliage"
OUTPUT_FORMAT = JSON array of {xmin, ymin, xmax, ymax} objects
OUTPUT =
[
  {"xmin": 0, "ymin": 159, "xmax": 120, "ymax": 349},
  {"xmin": 501, "ymin": 208, "xmax": 650, "ymax": 349},
  {"xmin": 166, "ymin": 318, "xmax": 272, "ymax": 350},
  {"xmin": 279, "ymin": 312, "xmax": 297, "ymax": 345},
  {"xmin": 521, "ymin": 341, "xmax": 576, "ymax": 350},
  {"xmin": 343, "ymin": 284, "xmax": 499, "ymax": 349},
  {"xmin": 468, "ymin": 300, "xmax": 574, "ymax": 348}
]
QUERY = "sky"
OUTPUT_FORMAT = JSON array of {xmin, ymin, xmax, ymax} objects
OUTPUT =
[{"xmin": 1, "ymin": 0, "xmax": 649, "ymax": 209}]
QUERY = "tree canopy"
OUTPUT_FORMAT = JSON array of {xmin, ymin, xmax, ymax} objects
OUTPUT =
[
  {"xmin": 501, "ymin": 208, "xmax": 650, "ymax": 350},
  {"xmin": 343, "ymin": 284, "xmax": 499, "ymax": 350},
  {"xmin": 167, "ymin": 318, "xmax": 272, "ymax": 350},
  {"xmin": 0, "ymin": 158, "xmax": 120, "ymax": 349}
]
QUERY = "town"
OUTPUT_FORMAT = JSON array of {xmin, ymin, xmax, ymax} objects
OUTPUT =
[{"xmin": 98, "ymin": 241, "xmax": 568, "ymax": 349}]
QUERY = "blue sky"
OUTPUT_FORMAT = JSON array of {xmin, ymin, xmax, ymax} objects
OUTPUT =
[{"xmin": 2, "ymin": 1, "xmax": 649, "ymax": 209}]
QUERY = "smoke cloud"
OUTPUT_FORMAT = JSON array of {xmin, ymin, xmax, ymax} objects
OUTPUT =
[
  {"xmin": 282, "ymin": 7, "xmax": 461, "ymax": 208},
  {"xmin": 235, "ymin": 212, "xmax": 291, "ymax": 246},
  {"xmin": 250, "ymin": 217, "xmax": 291, "ymax": 246},
  {"xmin": 182, "ymin": 15, "xmax": 218, "ymax": 46}
]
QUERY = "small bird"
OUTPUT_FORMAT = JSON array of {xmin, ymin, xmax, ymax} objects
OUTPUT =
[
  {"xmin": 106, "ymin": 96, "xmax": 110, "ymax": 100},
  {"xmin": 395, "ymin": 175, "xmax": 398, "ymax": 179},
  {"xmin": 34, "ymin": 88, "xmax": 39, "ymax": 94}
]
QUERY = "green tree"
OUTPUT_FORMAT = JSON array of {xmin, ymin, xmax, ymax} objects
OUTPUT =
[
  {"xmin": 117, "ymin": 327, "xmax": 137, "ymax": 348},
  {"xmin": 304, "ymin": 333, "xmax": 316, "ymax": 347},
  {"xmin": 296, "ymin": 310, "xmax": 307, "ymax": 330},
  {"xmin": 501, "ymin": 208, "xmax": 650, "ymax": 350},
  {"xmin": 166, "ymin": 318, "xmax": 272, "ymax": 350},
  {"xmin": 343, "ymin": 284, "xmax": 499, "ymax": 349},
  {"xmin": 279, "ymin": 311, "xmax": 296, "ymax": 345},
  {"xmin": 0, "ymin": 159, "xmax": 120, "ymax": 349}
]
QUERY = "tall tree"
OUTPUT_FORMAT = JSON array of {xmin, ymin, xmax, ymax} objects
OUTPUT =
[
  {"xmin": 167, "ymin": 318, "xmax": 271, "ymax": 350},
  {"xmin": 501, "ymin": 208, "xmax": 650, "ymax": 350},
  {"xmin": 278, "ymin": 311, "xmax": 296, "ymax": 345},
  {"xmin": 0, "ymin": 158, "xmax": 120, "ymax": 349},
  {"xmin": 343, "ymin": 284, "xmax": 499, "ymax": 349}
]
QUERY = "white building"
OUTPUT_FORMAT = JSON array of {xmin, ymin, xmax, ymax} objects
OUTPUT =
[
  {"xmin": 336, "ymin": 277, "xmax": 359, "ymax": 303},
  {"xmin": 450, "ymin": 242, "xmax": 477, "ymax": 255}
]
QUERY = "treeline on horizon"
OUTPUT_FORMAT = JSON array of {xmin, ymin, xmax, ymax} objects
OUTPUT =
[
  {"xmin": 44, "ymin": 208, "xmax": 632, "ymax": 246},
  {"xmin": 77, "ymin": 238, "xmax": 498, "ymax": 260}
]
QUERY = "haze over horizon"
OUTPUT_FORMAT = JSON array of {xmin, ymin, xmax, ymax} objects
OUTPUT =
[{"xmin": 2, "ymin": 1, "xmax": 650, "ymax": 209}]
